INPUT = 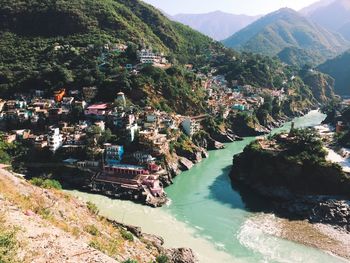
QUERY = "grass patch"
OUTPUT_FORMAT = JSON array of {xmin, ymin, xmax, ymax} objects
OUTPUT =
[
  {"xmin": 86, "ymin": 201, "xmax": 99, "ymax": 215},
  {"xmin": 84, "ymin": 225, "xmax": 99, "ymax": 236},
  {"xmin": 0, "ymin": 217, "xmax": 18, "ymax": 263},
  {"xmin": 29, "ymin": 178, "xmax": 62, "ymax": 190}
]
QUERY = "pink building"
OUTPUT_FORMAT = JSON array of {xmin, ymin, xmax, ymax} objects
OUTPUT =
[{"xmin": 84, "ymin": 104, "xmax": 110, "ymax": 117}]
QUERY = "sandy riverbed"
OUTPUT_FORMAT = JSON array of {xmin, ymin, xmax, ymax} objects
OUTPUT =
[{"xmin": 241, "ymin": 213, "xmax": 350, "ymax": 261}]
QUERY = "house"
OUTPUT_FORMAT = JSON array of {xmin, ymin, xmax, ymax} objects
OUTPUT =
[
  {"xmin": 61, "ymin": 97, "xmax": 74, "ymax": 110},
  {"xmin": 84, "ymin": 103, "xmax": 110, "ymax": 118},
  {"xmin": 54, "ymin": 89, "xmax": 66, "ymax": 102},
  {"xmin": 116, "ymin": 92, "xmax": 126, "ymax": 108},
  {"xmin": 232, "ymin": 104, "xmax": 245, "ymax": 111},
  {"xmin": 105, "ymin": 145, "xmax": 124, "ymax": 165},
  {"xmin": 48, "ymin": 127, "xmax": 63, "ymax": 152},
  {"xmin": 181, "ymin": 118, "xmax": 200, "ymax": 137}
]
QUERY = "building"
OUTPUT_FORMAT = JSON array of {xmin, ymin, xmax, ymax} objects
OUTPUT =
[
  {"xmin": 54, "ymin": 89, "xmax": 66, "ymax": 102},
  {"xmin": 105, "ymin": 145, "xmax": 124, "ymax": 165},
  {"xmin": 116, "ymin": 92, "xmax": 126, "ymax": 108},
  {"xmin": 48, "ymin": 127, "xmax": 63, "ymax": 152},
  {"xmin": 181, "ymin": 118, "xmax": 200, "ymax": 137},
  {"xmin": 84, "ymin": 103, "xmax": 110, "ymax": 118}
]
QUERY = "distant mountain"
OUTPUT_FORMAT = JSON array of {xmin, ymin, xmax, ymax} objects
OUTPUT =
[
  {"xmin": 222, "ymin": 8, "xmax": 349, "ymax": 65},
  {"xmin": 300, "ymin": 0, "xmax": 335, "ymax": 16},
  {"xmin": 318, "ymin": 50, "xmax": 350, "ymax": 95},
  {"xmin": 171, "ymin": 11, "xmax": 260, "ymax": 40},
  {"xmin": 303, "ymin": 0, "xmax": 350, "ymax": 40}
]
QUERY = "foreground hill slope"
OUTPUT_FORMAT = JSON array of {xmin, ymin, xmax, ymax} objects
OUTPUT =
[
  {"xmin": 0, "ymin": 167, "xmax": 194, "ymax": 262},
  {"xmin": 222, "ymin": 8, "xmax": 349, "ymax": 65}
]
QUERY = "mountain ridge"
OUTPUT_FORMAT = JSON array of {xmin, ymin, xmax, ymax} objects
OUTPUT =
[{"xmin": 222, "ymin": 8, "xmax": 349, "ymax": 65}]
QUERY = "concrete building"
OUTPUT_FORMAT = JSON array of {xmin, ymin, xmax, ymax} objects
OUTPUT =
[{"xmin": 48, "ymin": 127, "xmax": 63, "ymax": 152}]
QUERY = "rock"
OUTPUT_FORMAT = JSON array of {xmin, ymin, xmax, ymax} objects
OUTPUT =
[
  {"xmin": 178, "ymin": 157, "xmax": 194, "ymax": 171},
  {"xmin": 166, "ymin": 248, "xmax": 199, "ymax": 263},
  {"xmin": 200, "ymin": 148, "xmax": 209, "ymax": 158}
]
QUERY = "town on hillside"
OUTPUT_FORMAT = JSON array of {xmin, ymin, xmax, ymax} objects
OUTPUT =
[{"xmin": 0, "ymin": 42, "xmax": 289, "ymax": 206}]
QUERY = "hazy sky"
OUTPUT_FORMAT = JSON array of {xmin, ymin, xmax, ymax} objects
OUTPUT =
[{"xmin": 142, "ymin": 0, "xmax": 320, "ymax": 15}]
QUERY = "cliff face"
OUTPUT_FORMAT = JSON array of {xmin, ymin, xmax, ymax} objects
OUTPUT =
[
  {"xmin": 301, "ymin": 71, "xmax": 335, "ymax": 104},
  {"xmin": 0, "ymin": 168, "xmax": 197, "ymax": 263}
]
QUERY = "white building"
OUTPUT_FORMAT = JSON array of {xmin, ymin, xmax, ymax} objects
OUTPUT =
[
  {"xmin": 138, "ymin": 49, "xmax": 167, "ymax": 65},
  {"xmin": 48, "ymin": 127, "xmax": 63, "ymax": 152},
  {"xmin": 181, "ymin": 118, "xmax": 200, "ymax": 137}
]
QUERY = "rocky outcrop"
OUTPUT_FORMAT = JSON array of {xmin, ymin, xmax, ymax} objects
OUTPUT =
[
  {"xmin": 178, "ymin": 157, "xmax": 194, "ymax": 171},
  {"xmin": 230, "ymin": 132, "xmax": 350, "ymax": 230},
  {"xmin": 165, "ymin": 248, "xmax": 199, "ymax": 263},
  {"xmin": 276, "ymin": 198, "xmax": 350, "ymax": 231}
]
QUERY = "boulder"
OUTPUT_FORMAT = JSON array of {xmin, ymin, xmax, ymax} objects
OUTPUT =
[
  {"xmin": 178, "ymin": 157, "xmax": 194, "ymax": 171},
  {"xmin": 166, "ymin": 248, "xmax": 199, "ymax": 263}
]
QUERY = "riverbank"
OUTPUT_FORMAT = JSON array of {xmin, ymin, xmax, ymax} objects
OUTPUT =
[{"xmin": 240, "ymin": 213, "xmax": 350, "ymax": 261}]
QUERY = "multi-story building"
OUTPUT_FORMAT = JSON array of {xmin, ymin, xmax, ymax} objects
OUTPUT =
[
  {"xmin": 48, "ymin": 127, "xmax": 63, "ymax": 152},
  {"xmin": 105, "ymin": 145, "xmax": 124, "ymax": 165}
]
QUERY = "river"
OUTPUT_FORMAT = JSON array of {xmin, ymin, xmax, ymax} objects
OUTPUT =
[{"xmin": 69, "ymin": 110, "xmax": 349, "ymax": 263}]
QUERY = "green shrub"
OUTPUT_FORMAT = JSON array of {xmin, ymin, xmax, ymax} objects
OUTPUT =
[
  {"xmin": 120, "ymin": 229, "xmax": 134, "ymax": 242},
  {"xmin": 156, "ymin": 254, "xmax": 169, "ymax": 263},
  {"xmin": 122, "ymin": 260, "xmax": 138, "ymax": 263},
  {"xmin": 29, "ymin": 178, "xmax": 62, "ymax": 190}
]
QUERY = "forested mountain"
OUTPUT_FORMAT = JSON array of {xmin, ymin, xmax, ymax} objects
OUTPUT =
[
  {"xmin": 0, "ymin": 0, "xmax": 222, "ymax": 114},
  {"xmin": 171, "ymin": 11, "xmax": 259, "ymax": 41},
  {"xmin": 222, "ymin": 8, "xmax": 349, "ymax": 66},
  {"xmin": 318, "ymin": 50, "xmax": 350, "ymax": 95},
  {"xmin": 0, "ymin": 0, "xmax": 338, "ymax": 114}
]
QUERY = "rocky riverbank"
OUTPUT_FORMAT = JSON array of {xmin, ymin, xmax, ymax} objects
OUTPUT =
[{"xmin": 230, "ymin": 128, "xmax": 350, "ymax": 232}]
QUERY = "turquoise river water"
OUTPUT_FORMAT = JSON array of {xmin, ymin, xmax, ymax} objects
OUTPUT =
[{"xmin": 70, "ymin": 110, "xmax": 349, "ymax": 263}]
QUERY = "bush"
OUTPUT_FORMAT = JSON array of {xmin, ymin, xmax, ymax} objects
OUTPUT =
[
  {"xmin": 122, "ymin": 260, "xmax": 138, "ymax": 263},
  {"xmin": 29, "ymin": 178, "xmax": 62, "ymax": 190},
  {"xmin": 156, "ymin": 254, "xmax": 169, "ymax": 263},
  {"xmin": 120, "ymin": 229, "xmax": 134, "ymax": 242},
  {"xmin": 86, "ymin": 201, "xmax": 99, "ymax": 215}
]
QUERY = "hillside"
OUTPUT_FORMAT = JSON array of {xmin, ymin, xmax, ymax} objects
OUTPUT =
[
  {"xmin": 171, "ymin": 11, "xmax": 259, "ymax": 41},
  {"xmin": 277, "ymin": 47, "xmax": 325, "ymax": 67},
  {"xmin": 0, "ymin": 167, "xmax": 192, "ymax": 262},
  {"xmin": 0, "ymin": 0, "xmax": 217, "ymax": 114},
  {"xmin": 222, "ymin": 8, "xmax": 349, "ymax": 65},
  {"xmin": 304, "ymin": 0, "xmax": 350, "ymax": 40},
  {"xmin": 318, "ymin": 50, "xmax": 350, "ymax": 95}
]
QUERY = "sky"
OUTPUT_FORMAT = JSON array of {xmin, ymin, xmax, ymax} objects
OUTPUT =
[{"xmin": 142, "ymin": 0, "xmax": 320, "ymax": 16}]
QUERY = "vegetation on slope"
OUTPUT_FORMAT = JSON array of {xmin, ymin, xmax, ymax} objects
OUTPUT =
[
  {"xmin": 231, "ymin": 128, "xmax": 350, "ymax": 196},
  {"xmin": 0, "ymin": 0, "xmax": 216, "ymax": 114},
  {"xmin": 318, "ymin": 50, "xmax": 350, "ymax": 95}
]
